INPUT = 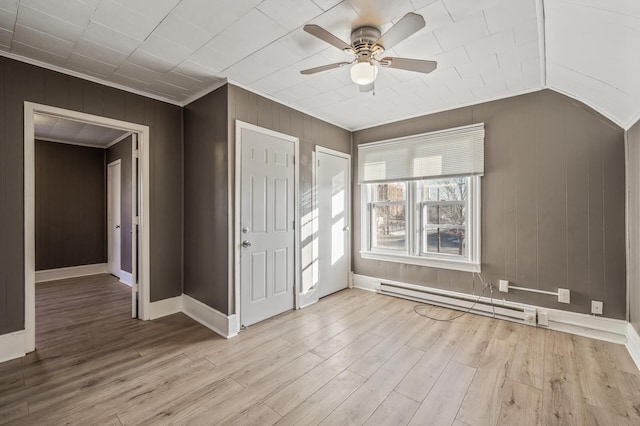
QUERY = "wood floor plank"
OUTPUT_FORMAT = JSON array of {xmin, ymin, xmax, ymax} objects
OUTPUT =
[
  {"xmin": 497, "ymin": 380, "xmax": 543, "ymax": 426},
  {"xmin": 408, "ymin": 361, "xmax": 476, "ymax": 426},
  {"xmin": 542, "ymin": 333, "xmax": 585, "ymax": 425},
  {"xmin": 396, "ymin": 320, "xmax": 468, "ymax": 402},
  {"xmin": 364, "ymin": 391, "xmax": 419, "ymax": 426},
  {"xmin": 275, "ymin": 370, "xmax": 366, "ymax": 426},
  {"xmin": 457, "ymin": 338, "xmax": 516, "ymax": 426},
  {"xmin": 226, "ymin": 403, "xmax": 281, "ymax": 426},
  {"xmin": 321, "ymin": 345, "xmax": 424, "ymax": 425},
  {"xmin": 265, "ymin": 332, "xmax": 382, "ymax": 416}
]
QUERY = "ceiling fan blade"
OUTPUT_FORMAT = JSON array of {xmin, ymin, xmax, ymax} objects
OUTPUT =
[
  {"xmin": 359, "ymin": 82, "xmax": 374, "ymax": 93},
  {"xmin": 300, "ymin": 62, "xmax": 351, "ymax": 75},
  {"xmin": 303, "ymin": 24, "xmax": 352, "ymax": 52},
  {"xmin": 380, "ymin": 57, "xmax": 437, "ymax": 73},
  {"xmin": 373, "ymin": 13, "xmax": 425, "ymax": 51}
]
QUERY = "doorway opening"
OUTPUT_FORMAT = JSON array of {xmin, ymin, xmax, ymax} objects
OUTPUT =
[{"xmin": 24, "ymin": 102, "xmax": 151, "ymax": 354}]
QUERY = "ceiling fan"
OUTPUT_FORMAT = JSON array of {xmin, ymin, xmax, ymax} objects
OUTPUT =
[{"xmin": 300, "ymin": 12, "xmax": 437, "ymax": 92}]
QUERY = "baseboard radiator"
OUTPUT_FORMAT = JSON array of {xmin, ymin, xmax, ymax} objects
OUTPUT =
[{"xmin": 379, "ymin": 282, "xmax": 529, "ymax": 324}]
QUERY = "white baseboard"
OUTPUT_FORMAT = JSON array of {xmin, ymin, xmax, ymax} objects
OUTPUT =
[
  {"xmin": 627, "ymin": 323, "xmax": 640, "ymax": 371},
  {"xmin": 354, "ymin": 274, "xmax": 629, "ymax": 345},
  {"xmin": 182, "ymin": 294, "xmax": 238, "ymax": 338},
  {"xmin": 148, "ymin": 296, "xmax": 183, "ymax": 320},
  {"xmin": 35, "ymin": 263, "xmax": 108, "ymax": 283},
  {"xmin": 0, "ymin": 330, "xmax": 26, "ymax": 363},
  {"xmin": 353, "ymin": 274, "xmax": 380, "ymax": 292},
  {"xmin": 119, "ymin": 271, "xmax": 132, "ymax": 286}
]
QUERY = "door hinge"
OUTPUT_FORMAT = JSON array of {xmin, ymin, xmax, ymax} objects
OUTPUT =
[
  {"xmin": 292, "ymin": 221, "xmax": 295, "ymax": 230},
  {"xmin": 134, "ymin": 149, "xmax": 139, "ymax": 158},
  {"xmin": 292, "ymin": 155, "xmax": 295, "ymax": 165},
  {"xmin": 134, "ymin": 216, "xmax": 139, "ymax": 225}
]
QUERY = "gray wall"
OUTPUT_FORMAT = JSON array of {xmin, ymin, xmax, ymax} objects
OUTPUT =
[
  {"xmin": 35, "ymin": 141, "xmax": 106, "ymax": 270},
  {"xmin": 183, "ymin": 83, "xmax": 352, "ymax": 315},
  {"xmin": 0, "ymin": 56, "xmax": 183, "ymax": 335},
  {"xmin": 107, "ymin": 135, "xmax": 133, "ymax": 274},
  {"xmin": 353, "ymin": 89, "xmax": 627, "ymax": 319},
  {"xmin": 628, "ymin": 119, "xmax": 640, "ymax": 333},
  {"xmin": 183, "ymin": 85, "xmax": 229, "ymax": 314}
]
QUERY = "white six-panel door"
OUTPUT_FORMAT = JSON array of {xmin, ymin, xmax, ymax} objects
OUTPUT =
[
  {"xmin": 107, "ymin": 160, "xmax": 121, "ymax": 278},
  {"xmin": 240, "ymin": 127, "xmax": 295, "ymax": 326},
  {"xmin": 316, "ymin": 148, "xmax": 351, "ymax": 298}
]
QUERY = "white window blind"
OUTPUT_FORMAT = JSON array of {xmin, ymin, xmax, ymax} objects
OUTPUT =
[{"xmin": 357, "ymin": 123, "xmax": 485, "ymax": 184}]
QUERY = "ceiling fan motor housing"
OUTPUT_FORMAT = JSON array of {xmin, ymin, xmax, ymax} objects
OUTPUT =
[{"xmin": 350, "ymin": 26, "xmax": 383, "ymax": 62}]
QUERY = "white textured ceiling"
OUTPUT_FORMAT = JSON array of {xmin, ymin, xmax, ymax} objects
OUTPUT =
[
  {"xmin": 34, "ymin": 113, "xmax": 129, "ymax": 147},
  {"xmin": 0, "ymin": 0, "xmax": 637, "ymax": 130}
]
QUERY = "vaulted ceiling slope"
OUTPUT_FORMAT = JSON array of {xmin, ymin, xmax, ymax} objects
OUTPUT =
[{"xmin": 0, "ymin": 0, "xmax": 637, "ymax": 130}]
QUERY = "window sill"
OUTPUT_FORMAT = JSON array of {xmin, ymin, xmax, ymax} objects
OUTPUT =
[{"xmin": 360, "ymin": 251, "xmax": 480, "ymax": 273}]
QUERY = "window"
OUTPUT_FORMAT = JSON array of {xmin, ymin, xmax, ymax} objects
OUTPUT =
[{"xmin": 358, "ymin": 124, "xmax": 484, "ymax": 272}]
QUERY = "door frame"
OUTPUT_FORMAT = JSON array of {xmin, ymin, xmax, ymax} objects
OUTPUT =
[
  {"xmin": 315, "ymin": 146, "xmax": 352, "ymax": 297},
  {"xmin": 24, "ymin": 102, "xmax": 151, "ymax": 353},
  {"xmin": 107, "ymin": 159, "xmax": 122, "ymax": 278},
  {"xmin": 233, "ymin": 121, "xmax": 300, "ymax": 328}
]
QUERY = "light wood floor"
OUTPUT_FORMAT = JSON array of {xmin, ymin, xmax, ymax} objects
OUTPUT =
[{"xmin": 1, "ymin": 275, "xmax": 639, "ymax": 425}]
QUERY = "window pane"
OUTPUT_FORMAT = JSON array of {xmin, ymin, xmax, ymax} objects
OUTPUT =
[
  {"xmin": 426, "ymin": 204, "xmax": 466, "ymax": 226},
  {"xmin": 425, "ymin": 228, "xmax": 466, "ymax": 256},
  {"xmin": 372, "ymin": 205, "xmax": 406, "ymax": 250},
  {"xmin": 373, "ymin": 182, "xmax": 405, "ymax": 202},
  {"xmin": 423, "ymin": 178, "xmax": 467, "ymax": 202}
]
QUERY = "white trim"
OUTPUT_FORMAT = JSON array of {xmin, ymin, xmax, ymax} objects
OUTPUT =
[
  {"xmin": 353, "ymin": 274, "xmax": 630, "ymax": 344},
  {"xmin": 119, "ymin": 271, "xmax": 133, "ymax": 287},
  {"xmin": 25, "ymin": 102, "xmax": 151, "ymax": 355},
  {"xmin": 148, "ymin": 296, "xmax": 183, "ymax": 320},
  {"xmin": 353, "ymin": 274, "xmax": 380, "ymax": 292},
  {"xmin": 360, "ymin": 252, "xmax": 481, "ymax": 273},
  {"xmin": 626, "ymin": 323, "xmax": 640, "ymax": 371},
  {"xmin": 225, "ymin": 80, "xmax": 350, "ymax": 132},
  {"xmin": 183, "ymin": 294, "xmax": 239, "ymax": 338},
  {"xmin": 105, "ymin": 132, "xmax": 133, "ymax": 149},
  {"xmin": 181, "ymin": 78, "xmax": 230, "ymax": 109},
  {"xmin": 35, "ymin": 264, "xmax": 108, "ymax": 283},
  {"xmin": 234, "ymin": 121, "xmax": 300, "ymax": 325},
  {"xmin": 35, "ymin": 137, "xmax": 109, "ymax": 149},
  {"xmin": 0, "ymin": 330, "xmax": 26, "ymax": 363},
  {"xmin": 0, "ymin": 51, "xmax": 181, "ymax": 107}
]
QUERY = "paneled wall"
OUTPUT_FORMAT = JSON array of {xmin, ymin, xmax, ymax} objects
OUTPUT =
[
  {"xmin": 352, "ymin": 90, "xmax": 627, "ymax": 319},
  {"xmin": 36, "ymin": 141, "xmax": 106, "ymax": 270},
  {"xmin": 0, "ymin": 57, "xmax": 183, "ymax": 335},
  {"xmin": 183, "ymin": 83, "xmax": 352, "ymax": 315},
  {"xmin": 183, "ymin": 85, "xmax": 230, "ymax": 314},
  {"xmin": 627, "ymin": 119, "xmax": 640, "ymax": 332},
  {"xmin": 106, "ymin": 135, "xmax": 133, "ymax": 274}
]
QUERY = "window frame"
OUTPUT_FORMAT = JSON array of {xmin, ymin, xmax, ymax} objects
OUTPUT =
[{"xmin": 361, "ymin": 176, "xmax": 481, "ymax": 273}]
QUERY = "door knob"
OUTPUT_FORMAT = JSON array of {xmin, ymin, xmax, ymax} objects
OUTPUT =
[
  {"xmin": 115, "ymin": 225, "xmax": 120, "ymax": 229},
  {"xmin": 343, "ymin": 225, "xmax": 350, "ymax": 231},
  {"xmin": 242, "ymin": 240, "xmax": 252, "ymax": 248}
]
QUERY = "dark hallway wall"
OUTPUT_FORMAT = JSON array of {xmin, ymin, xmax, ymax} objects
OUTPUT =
[
  {"xmin": 352, "ymin": 89, "xmax": 627, "ymax": 319},
  {"xmin": 0, "ymin": 56, "xmax": 183, "ymax": 335},
  {"xmin": 35, "ymin": 141, "xmax": 106, "ymax": 271},
  {"xmin": 107, "ymin": 135, "xmax": 133, "ymax": 274}
]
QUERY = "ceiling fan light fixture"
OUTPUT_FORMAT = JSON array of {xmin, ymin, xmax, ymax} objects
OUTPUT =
[{"xmin": 350, "ymin": 61, "xmax": 378, "ymax": 85}]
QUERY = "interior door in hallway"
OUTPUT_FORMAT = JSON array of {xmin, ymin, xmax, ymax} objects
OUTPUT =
[{"xmin": 107, "ymin": 160, "xmax": 121, "ymax": 278}]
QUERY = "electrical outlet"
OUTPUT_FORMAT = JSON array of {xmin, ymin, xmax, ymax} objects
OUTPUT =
[
  {"xmin": 524, "ymin": 308, "xmax": 537, "ymax": 325},
  {"xmin": 499, "ymin": 280, "xmax": 509, "ymax": 293},
  {"xmin": 537, "ymin": 311, "xmax": 549, "ymax": 326},
  {"xmin": 558, "ymin": 288, "xmax": 570, "ymax": 304},
  {"xmin": 591, "ymin": 300, "xmax": 603, "ymax": 315}
]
